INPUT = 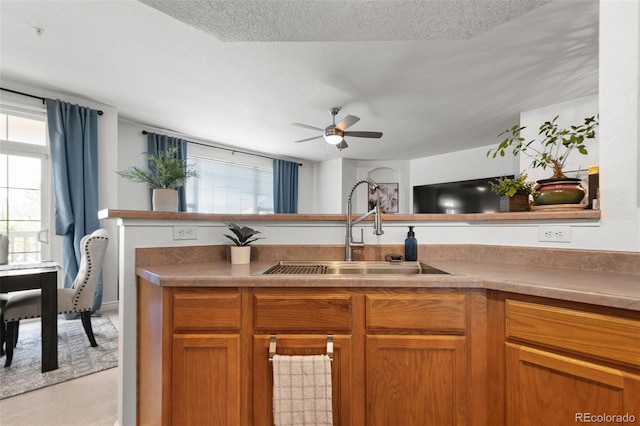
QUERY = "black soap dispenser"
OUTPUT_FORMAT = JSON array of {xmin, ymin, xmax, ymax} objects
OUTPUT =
[{"xmin": 404, "ymin": 226, "xmax": 417, "ymax": 261}]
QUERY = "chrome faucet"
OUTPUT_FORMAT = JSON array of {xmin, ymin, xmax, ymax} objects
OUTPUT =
[{"xmin": 345, "ymin": 178, "xmax": 384, "ymax": 261}]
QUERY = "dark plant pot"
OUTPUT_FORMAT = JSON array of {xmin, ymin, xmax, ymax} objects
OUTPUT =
[
  {"xmin": 533, "ymin": 178, "xmax": 586, "ymax": 205},
  {"xmin": 499, "ymin": 193, "xmax": 530, "ymax": 212}
]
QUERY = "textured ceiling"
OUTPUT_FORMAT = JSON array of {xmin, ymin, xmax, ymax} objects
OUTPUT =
[
  {"xmin": 0, "ymin": 0, "xmax": 599, "ymax": 163},
  {"xmin": 140, "ymin": 0, "xmax": 550, "ymax": 41}
]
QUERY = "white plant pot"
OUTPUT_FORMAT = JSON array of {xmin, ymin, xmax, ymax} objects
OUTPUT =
[
  {"xmin": 152, "ymin": 188, "xmax": 178, "ymax": 212},
  {"xmin": 230, "ymin": 246, "xmax": 251, "ymax": 265}
]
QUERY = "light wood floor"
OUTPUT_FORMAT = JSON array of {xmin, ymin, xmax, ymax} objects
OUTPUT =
[{"xmin": 0, "ymin": 309, "xmax": 119, "ymax": 426}]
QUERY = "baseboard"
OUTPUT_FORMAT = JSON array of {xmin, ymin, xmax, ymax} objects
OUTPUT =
[{"xmin": 99, "ymin": 300, "xmax": 119, "ymax": 313}]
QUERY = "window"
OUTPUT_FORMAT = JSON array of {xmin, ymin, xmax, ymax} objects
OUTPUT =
[
  {"xmin": 0, "ymin": 109, "xmax": 50, "ymax": 263},
  {"xmin": 185, "ymin": 148, "xmax": 273, "ymax": 214}
]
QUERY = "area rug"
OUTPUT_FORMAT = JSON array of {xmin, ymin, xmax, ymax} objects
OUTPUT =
[{"xmin": 0, "ymin": 316, "xmax": 118, "ymax": 399}]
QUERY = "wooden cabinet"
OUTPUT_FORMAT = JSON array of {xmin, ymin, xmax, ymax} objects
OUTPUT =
[
  {"xmin": 138, "ymin": 279, "xmax": 640, "ymax": 426},
  {"xmin": 137, "ymin": 281, "xmax": 485, "ymax": 426},
  {"xmin": 366, "ymin": 335, "xmax": 467, "ymax": 425},
  {"xmin": 365, "ymin": 292, "xmax": 479, "ymax": 426},
  {"xmin": 252, "ymin": 291, "xmax": 359, "ymax": 425},
  {"xmin": 502, "ymin": 297, "xmax": 640, "ymax": 426},
  {"xmin": 137, "ymin": 285, "xmax": 243, "ymax": 426},
  {"xmin": 172, "ymin": 334, "xmax": 241, "ymax": 425}
]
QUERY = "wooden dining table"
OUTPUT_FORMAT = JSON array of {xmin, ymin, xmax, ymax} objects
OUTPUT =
[{"xmin": 0, "ymin": 261, "xmax": 60, "ymax": 372}]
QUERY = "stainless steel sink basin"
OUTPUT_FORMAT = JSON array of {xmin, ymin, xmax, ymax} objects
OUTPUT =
[{"xmin": 263, "ymin": 261, "xmax": 448, "ymax": 275}]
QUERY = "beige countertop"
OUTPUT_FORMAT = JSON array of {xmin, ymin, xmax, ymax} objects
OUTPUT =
[{"xmin": 137, "ymin": 258, "xmax": 640, "ymax": 311}]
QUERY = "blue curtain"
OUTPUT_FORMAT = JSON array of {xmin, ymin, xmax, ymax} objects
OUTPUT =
[
  {"xmin": 146, "ymin": 133, "xmax": 188, "ymax": 212},
  {"xmin": 46, "ymin": 99, "xmax": 101, "ymax": 315},
  {"xmin": 273, "ymin": 159, "xmax": 299, "ymax": 213}
]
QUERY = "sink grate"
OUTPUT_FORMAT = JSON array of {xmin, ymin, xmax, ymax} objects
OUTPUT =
[{"xmin": 263, "ymin": 264, "xmax": 328, "ymax": 275}]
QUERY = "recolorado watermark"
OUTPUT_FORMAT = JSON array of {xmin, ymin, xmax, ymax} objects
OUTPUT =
[{"xmin": 576, "ymin": 413, "xmax": 636, "ymax": 423}]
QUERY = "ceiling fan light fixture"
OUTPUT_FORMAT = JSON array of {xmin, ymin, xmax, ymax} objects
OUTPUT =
[
  {"xmin": 324, "ymin": 125, "xmax": 343, "ymax": 145},
  {"xmin": 324, "ymin": 134, "xmax": 343, "ymax": 145}
]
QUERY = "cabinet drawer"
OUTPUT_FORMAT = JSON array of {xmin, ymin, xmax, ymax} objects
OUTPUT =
[
  {"xmin": 173, "ymin": 291, "xmax": 241, "ymax": 331},
  {"xmin": 506, "ymin": 299, "xmax": 640, "ymax": 367},
  {"xmin": 254, "ymin": 294, "xmax": 352, "ymax": 332},
  {"xmin": 366, "ymin": 293, "xmax": 467, "ymax": 332}
]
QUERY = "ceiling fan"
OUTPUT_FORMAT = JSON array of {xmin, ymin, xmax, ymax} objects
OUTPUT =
[{"xmin": 292, "ymin": 107, "xmax": 383, "ymax": 151}]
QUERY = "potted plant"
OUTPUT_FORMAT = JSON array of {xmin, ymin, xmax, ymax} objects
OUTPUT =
[
  {"xmin": 224, "ymin": 222, "xmax": 264, "ymax": 264},
  {"xmin": 116, "ymin": 146, "xmax": 198, "ymax": 211},
  {"xmin": 487, "ymin": 115, "xmax": 599, "ymax": 205},
  {"xmin": 489, "ymin": 174, "xmax": 535, "ymax": 212}
]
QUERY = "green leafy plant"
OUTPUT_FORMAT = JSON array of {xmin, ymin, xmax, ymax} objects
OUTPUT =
[
  {"xmin": 490, "ymin": 174, "xmax": 535, "ymax": 197},
  {"xmin": 487, "ymin": 115, "xmax": 599, "ymax": 179},
  {"xmin": 116, "ymin": 146, "xmax": 198, "ymax": 189},
  {"xmin": 224, "ymin": 223, "xmax": 264, "ymax": 246}
]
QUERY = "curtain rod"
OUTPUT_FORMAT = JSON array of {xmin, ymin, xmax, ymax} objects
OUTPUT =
[
  {"xmin": 0, "ymin": 87, "xmax": 104, "ymax": 115},
  {"xmin": 141, "ymin": 130, "xmax": 303, "ymax": 166}
]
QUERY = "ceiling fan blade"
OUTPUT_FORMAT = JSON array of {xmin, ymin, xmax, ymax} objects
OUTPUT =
[
  {"xmin": 336, "ymin": 140, "xmax": 349, "ymax": 150},
  {"xmin": 291, "ymin": 122, "xmax": 324, "ymax": 131},
  {"xmin": 335, "ymin": 115, "xmax": 360, "ymax": 131},
  {"xmin": 343, "ymin": 131, "xmax": 383, "ymax": 138},
  {"xmin": 295, "ymin": 135, "xmax": 323, "ymax": 143}
]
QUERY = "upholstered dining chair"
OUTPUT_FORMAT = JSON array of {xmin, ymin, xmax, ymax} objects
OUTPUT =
[
  {"xmin": 2, "ymin": 229, "xmax": 109, "ymax": 367},
  {"xmin": 0, "ymin": 293, "xmax": 8, "ymax": 356}
]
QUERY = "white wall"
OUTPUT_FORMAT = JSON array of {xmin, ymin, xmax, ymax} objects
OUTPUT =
[
  {"xmin": 297, "ymin": 160, "xmax": 314, "ymax": 213},
  {"xmin": 314, "ymin": 157, "xmax": 345, "ymax": 213},
  {"xmin": 598, "ymin": 0, "xmax": 640, "ymax": 251},
  {"xmin": 411, "ymin": 144, "xmax": 518, "ymax": 186},
  {"xmin": 117, "ymin": 121, "xmax": 149, "ymax": 210}
]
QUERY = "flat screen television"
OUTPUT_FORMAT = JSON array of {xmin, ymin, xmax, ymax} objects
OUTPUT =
[{"xmin": 413, "ymin": 175, "xmax": 514, "ymax": 214}]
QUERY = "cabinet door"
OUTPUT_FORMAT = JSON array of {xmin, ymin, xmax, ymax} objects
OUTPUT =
[
  {"xmin": 253, "ymin": 334, "xmax": 355, "ymax": 426},
  {"xmin": 172, "ymin": 334, "xmax": 241, "ymax": 426},
  {"xmin": 366, "ymin": 335, "xmax": 468, "ymax": 426},
  {"xmin": 506, "ymin": 343, "xmax": 640, "ymax": 426}
]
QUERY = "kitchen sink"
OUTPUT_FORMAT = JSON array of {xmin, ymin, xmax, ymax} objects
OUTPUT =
[{"xmin": 262, "ymin": 261, "xmax": 449, "ymax": 275}]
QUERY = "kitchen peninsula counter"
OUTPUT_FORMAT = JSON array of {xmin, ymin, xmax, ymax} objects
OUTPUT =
[
  {"xmin": 136, "ymin": 250, "xmax": 640, "ymax": 311},
  {"xmin": 136, "ymin": 245, "xmax": 640, "ymax": 425},
  {"xmin": 101, "ymin": 208, "xmax": 630, "ymax": 426}
]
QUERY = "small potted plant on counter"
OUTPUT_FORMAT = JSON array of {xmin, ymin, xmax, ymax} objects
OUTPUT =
[
  {"xmin": 487, "ymin": 115, "xmax": 598, "ymax": 207},
  {"xmin": 224, "ymin": 222, "xmax": 264, "ymax": 264},
  {"xmin": 490, "ymin": 174, "xmax": 535, "ymax": 212},
  {"xmin": 116, "ymin": 146, "xmax": 198, "ymax": 212}
]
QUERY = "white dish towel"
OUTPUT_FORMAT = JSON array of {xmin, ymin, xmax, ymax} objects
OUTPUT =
[{"xmin": 272, "ymin": 354, "xmax": 333, "ymax": 426}]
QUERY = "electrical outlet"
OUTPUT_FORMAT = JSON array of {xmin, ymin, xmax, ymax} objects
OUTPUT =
[
  {"xmin": 538, "ymin": 226, "xmax": 571, "ymax": 243},
  {"xmin": 173, "ymin": 226, "xmax": 197, "ymax": 240}
]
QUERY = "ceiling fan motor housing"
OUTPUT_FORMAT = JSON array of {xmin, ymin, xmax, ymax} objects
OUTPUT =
[{"xmin": 324, "ymin": 125, "xmax": 343, "ymax": 144}]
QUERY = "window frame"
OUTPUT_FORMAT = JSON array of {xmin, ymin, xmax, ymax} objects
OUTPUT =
[{"xmin": 0, "ymin": 106, "xmax": 52, "ymax": 262}]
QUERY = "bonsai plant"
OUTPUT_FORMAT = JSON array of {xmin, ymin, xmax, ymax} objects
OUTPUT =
[
  {"xmin": 490, "ymin": 174, "xmax": 535, "ymax": 212},
  {"xmin": 224, "ymin": 222, "xmax": 264, "ymax": 264},
  {"xmin": 487, "ymin": 115, "xmax": 599, "ymax": 180},
  {"xmin": 116, "ymin": 146, "xmax": 198, "ymax": 211}
]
